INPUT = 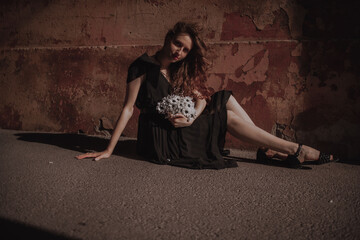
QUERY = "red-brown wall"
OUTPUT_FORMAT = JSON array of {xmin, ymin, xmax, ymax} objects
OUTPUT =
[{"xmin": 1, "ymin": 0, "xmax": 359, "ymax": 159}]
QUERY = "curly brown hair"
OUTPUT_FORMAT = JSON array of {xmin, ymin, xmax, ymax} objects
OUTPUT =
[{"xmin": 165, "ymin": 22, "xmax": 211, "ymax": 101}]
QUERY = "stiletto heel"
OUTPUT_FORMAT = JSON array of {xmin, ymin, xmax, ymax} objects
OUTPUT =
[
  {"xmin": 284, "ymin": 144, "xmax": 303, "ymax": 169},
  {"xmin": 256, "ymin": 148, "xmax": 271, "ymax": 164}
]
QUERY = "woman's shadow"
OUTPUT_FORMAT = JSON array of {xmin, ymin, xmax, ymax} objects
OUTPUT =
[
  {"xmin": 14, "ymin": 132, "xmax": 354, "ymax": 167},
  {"xmin": 14, "ymin": 132, "xmax": 146, "ymax": 162},
  {"xmin": 14, "ymin": 132, "xmax": 265, "ymax": 167}
]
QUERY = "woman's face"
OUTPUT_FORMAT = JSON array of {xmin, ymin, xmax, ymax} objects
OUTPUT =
[{"xmin": 168, "ymin": 33, "xmax": 193, "ymax": 63}]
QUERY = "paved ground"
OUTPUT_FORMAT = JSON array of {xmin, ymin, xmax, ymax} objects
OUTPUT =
[{"xmin": 0, "ymin": 128, "xmax": 359, "ymax": 240}]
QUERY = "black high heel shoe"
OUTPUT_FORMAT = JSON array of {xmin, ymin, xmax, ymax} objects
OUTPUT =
[
  {"xmin": 284, "ymin": 144, "xmax": 303, "ymax": 169},
  {"xmin": 315, "ymin": 152, "xmax": 340, "ymax": 164},
  {"xmin": 256, "ymin": 148, "xmax": 271, "ymax": 164},
  {"xmin": 284, "ymin": 144, "xmax": 339, "ymax": 169}
]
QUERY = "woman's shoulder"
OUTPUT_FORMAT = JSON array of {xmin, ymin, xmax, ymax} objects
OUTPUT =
[{"xmin": 127, "ymin": 53, "xmax": 159, "ymax": 83}]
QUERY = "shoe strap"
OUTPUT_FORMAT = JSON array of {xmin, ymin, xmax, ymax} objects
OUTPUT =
[{"xmin": 294, "ymin": 143, "xmax": 303, "ymax": 158}]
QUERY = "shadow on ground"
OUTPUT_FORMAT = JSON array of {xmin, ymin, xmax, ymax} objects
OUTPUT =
[
  {"xmin": 0, "ymin": 217, "xmax": 80, "ymax": 240},
  {"xmin": 14, "ymin": 132, "xmax": 144, "ymax": 161},
  {"xmin": 14, "ymin": 132, "xmax": 358, "ymax": 167},
  {"xmin": 224, "ymin": 155, "xmax": 316, "ymax": 169}
]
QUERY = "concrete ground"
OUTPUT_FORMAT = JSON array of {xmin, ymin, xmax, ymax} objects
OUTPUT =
[{"xmin": 0, "ymin": 128, "xmax": 359, "ymax": 240}]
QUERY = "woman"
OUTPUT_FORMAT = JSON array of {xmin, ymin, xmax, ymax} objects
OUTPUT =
[{"xmin": 76, "ymin": 22, "xmax": 338, "ymax": 169}]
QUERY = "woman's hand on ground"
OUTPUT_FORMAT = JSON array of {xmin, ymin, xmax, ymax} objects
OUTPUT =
[
  {"xmin": 168, "ymin": 113, "xmax": 194, "ymax": 128},
  {"xmin": 76, "ymin": 150, "xmax": 112, "ymax": 161}
]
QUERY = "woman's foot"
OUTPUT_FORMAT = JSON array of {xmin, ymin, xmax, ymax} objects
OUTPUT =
[
  {"xmin": 265, "ymin": 149, "xmax": 288, "ymax": 160},
  {"xmin": 288, "ymin": 144, "xmax": 338, "ymax": 166},
  {"xmin": 256, "ymin": 147, "xmax": 288, "ymax": 164}
]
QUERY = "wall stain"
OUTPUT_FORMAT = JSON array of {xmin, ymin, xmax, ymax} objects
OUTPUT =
[
  {"xmin": 231, "ymin": 43, "xmax": 238, "ymax": 56},
  {"xmin": 221, "ymin": 9, "xmax": 291, "ymax": 40}
]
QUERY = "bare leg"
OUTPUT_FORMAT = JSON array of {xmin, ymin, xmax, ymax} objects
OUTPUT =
[
  {"xmin": 226, "ymin": 95, "xmax": 288, "ymax": 159},
  {"xmin": 226, "ymin": 95, "xmax": 255, "ymax": 125},
  {"xmin": 226, "ymin": 110, "xmax": 329, "ymax": 163},
  {"xmin": 226, "ymin": 110, "xmax": 298, "ymax": 155}
]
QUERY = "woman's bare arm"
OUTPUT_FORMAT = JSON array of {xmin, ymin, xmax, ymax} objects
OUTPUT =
[
  {"xmin": 76, "ymin": 74, "xmax": 145, "ymax": 161},
  {"xmin": 193, "ymin": 97, "xmax": 207, "ymax": 118}
]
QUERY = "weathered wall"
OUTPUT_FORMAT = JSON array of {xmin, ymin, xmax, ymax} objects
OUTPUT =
[{"xmin": 1, "ymin": 0, "xmax": 359, "ymax": 159}]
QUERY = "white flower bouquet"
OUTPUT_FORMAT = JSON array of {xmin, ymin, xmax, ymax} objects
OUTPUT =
[{"xmin": 156, "ymin": 94, "xmax": 197, "ymax": 121}]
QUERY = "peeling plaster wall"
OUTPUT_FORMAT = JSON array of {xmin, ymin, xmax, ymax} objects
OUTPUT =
[{"xmin": 1, "ymin": 0, "xmax": 359, "ymax": 159}]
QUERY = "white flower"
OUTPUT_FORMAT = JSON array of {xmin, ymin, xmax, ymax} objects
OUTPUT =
[
  {"xmin": 156, "ymin": 104, "xmax": 166, "ymax": 114},
  {"xmin": 184, "ymin": 96, "xmax": 192, "ymax": 103},
  {"xmin": 156, "ymin": 94, "xmax": 197, "ymax": 121}
]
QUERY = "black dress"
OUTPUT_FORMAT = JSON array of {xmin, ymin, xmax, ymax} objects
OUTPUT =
[{"xmin": 127, "ymin": 53, "xmax": 237, "ymax": 169}]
